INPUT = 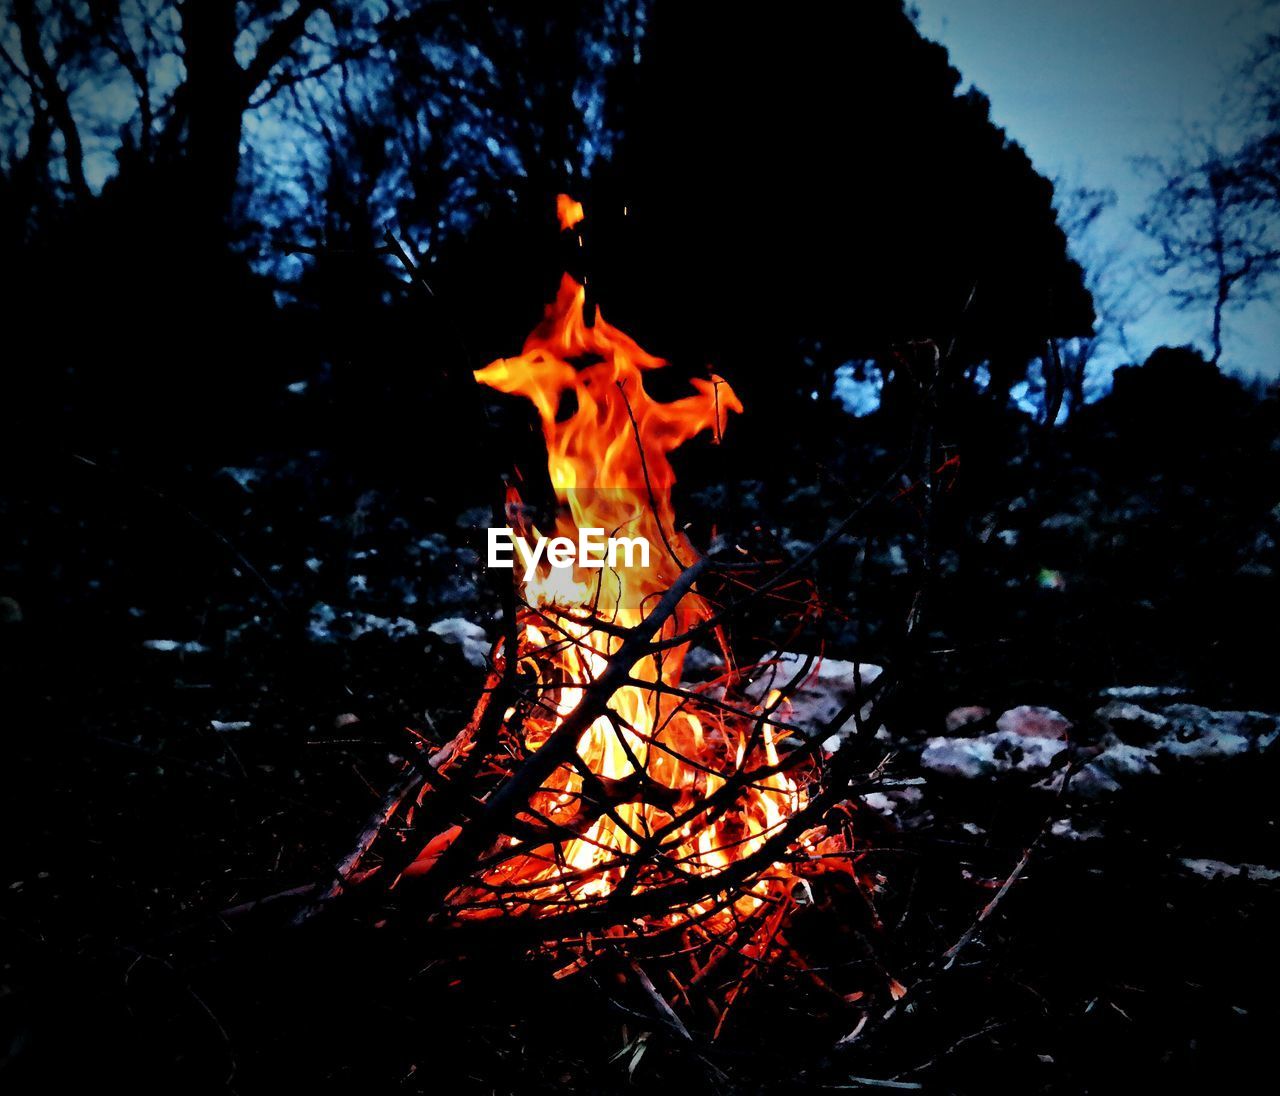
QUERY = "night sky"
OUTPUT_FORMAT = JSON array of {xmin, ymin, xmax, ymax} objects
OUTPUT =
[{"xmin": 914, "ymin": 0, "xmax": 1280, "ymax": 378}]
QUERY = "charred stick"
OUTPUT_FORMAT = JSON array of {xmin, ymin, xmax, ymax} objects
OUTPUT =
[
  {"xmin": 402, "ymin": 555, "xmax": 712, "ymax": 906},
  {"xmin": 293, "ymin": 725, "xmax": 473, "ymax": 923},
  {"xmin": 629, "ymin": 960, "xmax": 695, "ymax": 1043},
  {"xmin": 593, "ymin": 675, "xmax": 894, "ymax": 914},
  {"xmin": 292, "ymin": 770, "xmax": 423, "ymax": 925},
  {"xmin": 940, "ymin": 830, "xmax": 1044, "ymax": 970}
]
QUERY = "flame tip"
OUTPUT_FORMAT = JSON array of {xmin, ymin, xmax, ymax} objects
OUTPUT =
[{"xmin": 556, "ymin": 192, "xmax": 585, "ymax": 232}]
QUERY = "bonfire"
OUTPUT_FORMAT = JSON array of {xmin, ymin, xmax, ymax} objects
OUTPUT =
[{"xmin": 312, "ymin": 198, "xmax": 888, "ymax": 1019}]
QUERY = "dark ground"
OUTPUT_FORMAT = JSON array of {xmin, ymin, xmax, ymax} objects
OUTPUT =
[{"xmin": 2, "ymin": 354, "xmax": 1279, "ymax": 1093}]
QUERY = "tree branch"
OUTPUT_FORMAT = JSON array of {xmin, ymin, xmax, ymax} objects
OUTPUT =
[
  {"xmin": 13, "ymin": 0, "xmax": 89, "ymax": 200},
  {"xmin": 239, "ymin": 0, "xmax": 330, "ymax": 105}
]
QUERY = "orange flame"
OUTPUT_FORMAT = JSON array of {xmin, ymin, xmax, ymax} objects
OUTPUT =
[
  {"xmin": 474, "ymin": 273, "xmax": 739, "ymax": 609},
  {"xmin": 422, "ymin": 200, "xmax": 821, "ymax": 950},
  {"xmin": 555, "ymin": 193, "xmax": 585, "ymax": 232}
]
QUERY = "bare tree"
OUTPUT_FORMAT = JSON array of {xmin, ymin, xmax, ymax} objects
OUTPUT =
[
  {"xmin": 1138, "ymin": 19, "xmax": 1280, "ymax": 365},
  {"xmin": 1053, "ymin": 181, "xmax": 1146, "ymax": 415},
  {"xmin": 0, "ymin": 0, "xmax": 96, "ymax": 203},
  {"xmin": 0, "ymin": 1, "xmax": 635, "ymax": 261},
  {"xmin": 1139, "ymin": 139, "xmax": 1280, "ymax": 364}
]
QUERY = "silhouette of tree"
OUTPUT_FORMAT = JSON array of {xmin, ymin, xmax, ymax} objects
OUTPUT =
[
  {"xmin": 0, "ymin": 0, "xmax": 1090, "ymax": 459},
  {"xmin": 0, "ymin": 1, "xmax": 635, "ymax": 252},
  {"xmin": 0, "ymin": 0, "xmax": 347, "ymax": 245},
  {"xmin": 588, "ymin": 0, "xmax": 1092, "ymax": 407},
  {"xmin": 1139, "ymin": 136, "xmax": 1280, "ymax": 365},
  {"xmin": 0, "ymin": 1, "xmax": 633, "ymax": 456},
  {"xmin": 1052, "ymin": 181, "xmax": 1147, "ymax": 416},
  {"xmin": 1138, "ymin": 15, "xmax": 1280, "ymax": 365},
  {"xmin": 1232, "ymin": 7, "xmax": 1280, "ymax": 212}
]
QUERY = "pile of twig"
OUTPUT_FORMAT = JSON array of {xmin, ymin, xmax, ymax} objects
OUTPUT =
[
  {"xmin": 282, "ymin": 458, "xmax": 922, "ymax": 1039},
  {"xmin": 280, "ymin": 238, "xmax": 961, "ymax": 1035}
]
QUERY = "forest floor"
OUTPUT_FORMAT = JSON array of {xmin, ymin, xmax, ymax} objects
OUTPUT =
[{"xmin": 3, "ymin": 385, "xmax": 1279, "ymax": 1093}]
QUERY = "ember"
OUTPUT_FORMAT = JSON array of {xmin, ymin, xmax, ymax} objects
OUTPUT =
[{"xmin": 556, "ymin": 192, "xmax": 585, "ymax": 232}]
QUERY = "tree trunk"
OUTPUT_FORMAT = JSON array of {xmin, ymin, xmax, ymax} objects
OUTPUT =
[
  {"xmin": 1212, "ymin": 280, "xmax": 1226, "ymax": 365},
  {"xmin": 180, "ymin": 0, "xmax": 244, "ymax": 251},
  {"xmin": 14, "ymin": 0, "xmax": 90, "ymax": 202}
]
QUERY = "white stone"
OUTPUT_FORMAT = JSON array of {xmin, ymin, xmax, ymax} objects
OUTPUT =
[
  {"xmin": 945, "ymin": 705, "xmax": 990, "ymax": 733},
  {"xmin": 1098, "ymin": 685, "xmax": 1188, "ymax": 702},
  {"xmin": 744, "ymin": 652, "xmax": 883, "ymax": 753},
  {"xmin": 1180, "ymin": 858, "xmax": 1280, "ymax": 883},
  {"xmin": 921, "ymin": 729, "xmax": 1067, "ymax": 779},
  {"xmin": 428, "ymin": 617, "xmax": 490, "ymax": 668},
  {"xmin": 142, "ymin": 639, "xmax": 210, "ymax": 654},
  {"xmin": 995, "ymin": 705, "xmax": 1071, "ymax": 740},
  {"xmin": 307, "ymin": 602, "xmax": 419, "ymax": 644}
]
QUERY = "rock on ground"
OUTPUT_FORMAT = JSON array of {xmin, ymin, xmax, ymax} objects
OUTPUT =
[
  {"xmin": 995, "ymin": 705, "xmax": 1072, "ymax": 739},
  {"xmin": 308, "ymin": 602, "xmax": 419, "ymax": 644},
  {"xmin": 743, "ymin": 652, "xmax": 884, "ymax": 753},
  {"xmin": 427, "ymin": 617, "xmax": 490, "ymax": 668},
  {"xmin": 921, "ymin": 727, "xmax": 1069, "ymax": 780},
  {"xmin": 1180, "ymin": 858, "xmax": 1280, "ymax": 883},
  {"xmin": 928, "ymin": 691, "xmax": 1278, "ymax": 796},
  {"xmin": 921, "ymin": 705, "xmax": 1071, "ymax": 780},
  {"xmin": 945, "ymin": 705, "xmax": 990, "ymax": 733}
]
